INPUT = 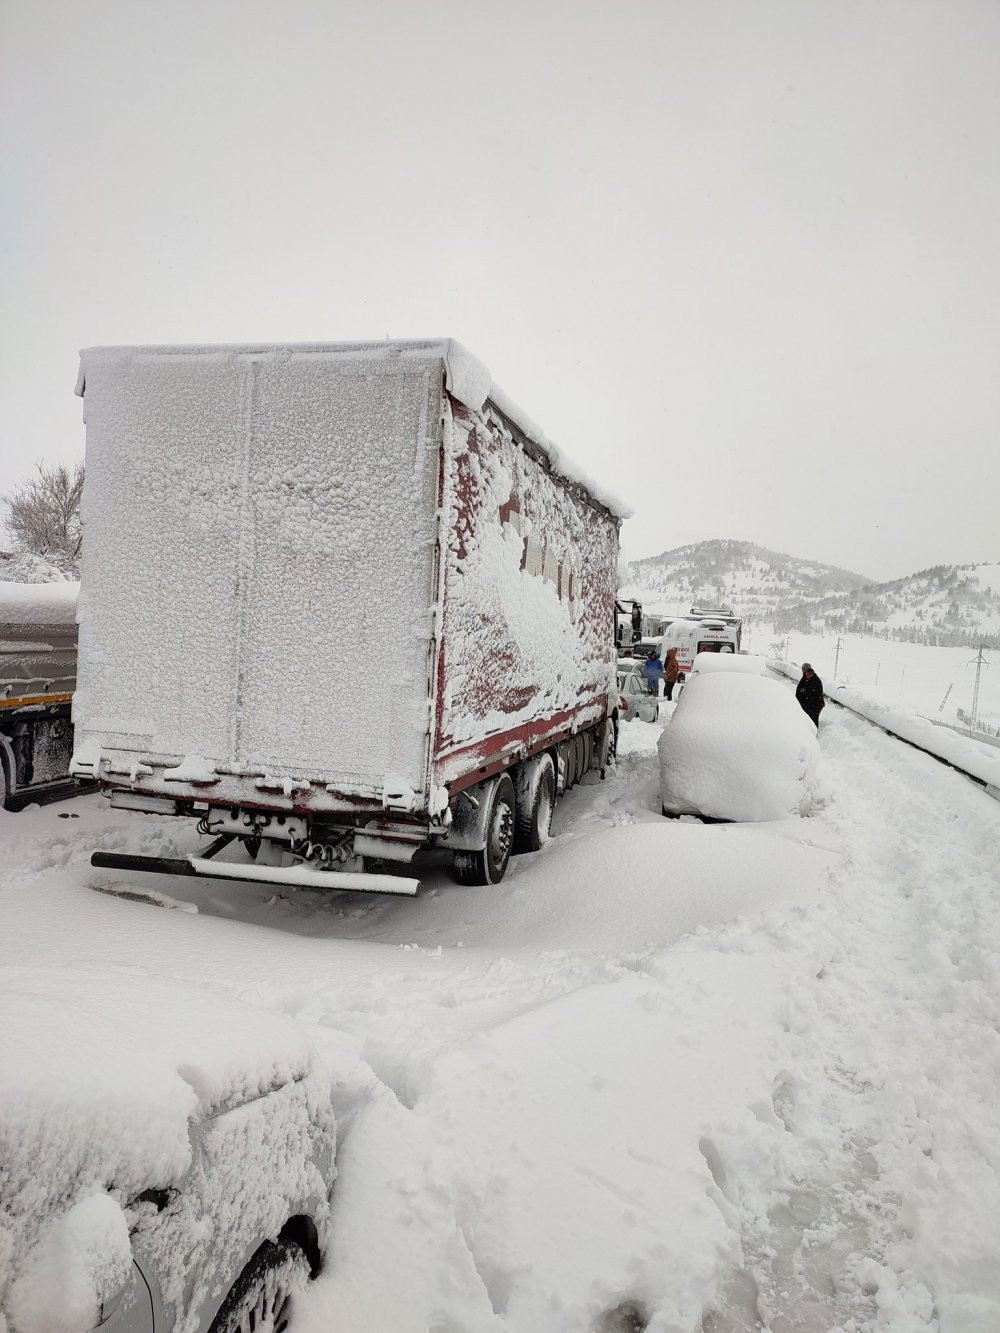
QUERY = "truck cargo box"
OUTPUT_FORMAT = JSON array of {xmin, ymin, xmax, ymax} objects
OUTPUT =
[{"xmin": 72, "ymin": 341, "xmax": 624, "ymax": 866}]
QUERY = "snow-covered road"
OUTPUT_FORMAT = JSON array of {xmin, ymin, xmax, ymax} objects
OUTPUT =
[{"xmin": 1, "ymin": 704, "xmax": 998, "ymax": 1331}]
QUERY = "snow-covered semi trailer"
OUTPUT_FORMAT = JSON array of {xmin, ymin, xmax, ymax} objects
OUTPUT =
[
  {"xmin": 0, "ymin": 582, "xmax": 79, "ymax": 808},
  {"xmin": 71, "ymin": 340, "xmax": 625, "ymax": 894}
]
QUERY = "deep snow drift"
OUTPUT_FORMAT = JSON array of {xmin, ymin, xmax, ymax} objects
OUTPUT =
[{"xmin": 1, "ymin": 702, "xmax": 999, "ymax": 1330}]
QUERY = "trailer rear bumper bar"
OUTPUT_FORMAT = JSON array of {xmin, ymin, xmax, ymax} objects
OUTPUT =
[{"xmin": 90, "ymin": 849, "xmax": 420, "ymax": 896}]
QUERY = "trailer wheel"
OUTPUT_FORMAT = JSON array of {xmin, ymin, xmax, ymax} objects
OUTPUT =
[
  {"xmin": 573, "ymin": 733, "xmax": 587, "ymax": 785},
  {"xmin": 453, "ymin": 773, "xmax": 516, "ymax": 886},
  {"xmin": 602, "ymin": 719, "xmax": 618, "ymax": 773},
  {"xmin": 513, "ymin": 756, "xmax": 555, "ymax": 854},
  {"xmin": 0, "ymin": 754, "xmax": 7, "ymax": 810}
]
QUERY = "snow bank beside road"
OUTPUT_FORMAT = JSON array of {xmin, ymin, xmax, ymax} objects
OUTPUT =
[
  {"xmin": 832, "ymin": 684, "xmax": 1000, "ymax": 793},
  {"xmin": 306, "ymin": 955, "xmax": 804, "ymax": 1333}
]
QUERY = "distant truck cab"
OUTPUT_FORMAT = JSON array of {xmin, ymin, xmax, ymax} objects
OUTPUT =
[{"xmin": 0, "ymin": 582, "xmax": 78, "ymax": 808}]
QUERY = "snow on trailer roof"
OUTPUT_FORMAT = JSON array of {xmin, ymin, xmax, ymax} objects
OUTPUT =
[
  {"xmin": 0, "ymin": 580, "xmax": 79, "ymax": 626},
  {"xmin": 76, "ymin": 339, "xmax": 632, "ymax": 520}
]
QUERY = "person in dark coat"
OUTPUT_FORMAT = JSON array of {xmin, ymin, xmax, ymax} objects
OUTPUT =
[
  {"xmin": 796, "ymin": 663, "xmax": 824, "ymax": 727},
  {"xmin": 643, "ymin": 652, "xmax": 664, "ymax": 696}
]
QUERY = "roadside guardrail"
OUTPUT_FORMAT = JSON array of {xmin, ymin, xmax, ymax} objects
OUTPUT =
[{"xmin": 768, "ymin": 659, "xmax": 1000, "ymax": 804}]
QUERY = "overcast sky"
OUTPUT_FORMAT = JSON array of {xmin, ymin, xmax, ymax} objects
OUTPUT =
[{"xmin": 2, "ymin": 0, "xmax": 998, "ymax": 580}]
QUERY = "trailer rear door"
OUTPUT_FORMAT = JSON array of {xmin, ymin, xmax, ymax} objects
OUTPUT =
[{"xmin": 76, "ymin": 346, "xmax": 442, "ymax": 801}]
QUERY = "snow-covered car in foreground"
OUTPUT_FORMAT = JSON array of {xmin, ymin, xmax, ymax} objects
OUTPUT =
[
  {"xmin": 658, "ymin": 669, "xmax": 820, "ymax": 821},
  {"xmin": 0, "ymin": 969, "xmax": 335, "ymax": 1333}
]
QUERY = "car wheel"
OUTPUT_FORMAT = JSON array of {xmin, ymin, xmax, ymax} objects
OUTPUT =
[
  {"xmin": 208, "ymin": 1237, "xmax": 310, "ymax": 1333},
  {"xmin": 453, "ymin": 774, "xmax": 516, "ymax": 885},
  {"xmin": 513, "ymin": 757, "xmax": 555, "ymax": 853}
]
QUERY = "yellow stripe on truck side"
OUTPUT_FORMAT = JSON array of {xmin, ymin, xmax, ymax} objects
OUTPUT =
[{"xmin": 0, "ymin": 692, "xmax": 74, "ymax": 710}]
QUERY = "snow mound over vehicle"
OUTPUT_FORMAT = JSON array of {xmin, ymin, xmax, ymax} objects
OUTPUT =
[
  {"xmin": 689, "ymin": 650, "xmax": 766, "ymax": 676},
  {"xmin": 659, "ymin": 672, "xmax": 820, "ymax": 821}
]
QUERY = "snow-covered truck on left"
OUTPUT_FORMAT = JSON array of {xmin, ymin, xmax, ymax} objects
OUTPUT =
[
  {"xmin": 71, "ymin": 340, "xmax": 626, "ymax": 893},
  {"xmin": 0, "ymin": 581, "xmax": 79, "ymax": 807}
]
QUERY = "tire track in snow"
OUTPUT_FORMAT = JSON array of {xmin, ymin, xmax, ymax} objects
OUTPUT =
[{"xmin": 702, "ymin": 706, "xmax": 1000, "ymax": 1331}]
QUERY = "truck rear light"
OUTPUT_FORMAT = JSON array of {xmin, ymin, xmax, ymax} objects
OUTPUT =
[{"xmin": 619, "ymin": 696, "xmax": 628, "ymax": 711}]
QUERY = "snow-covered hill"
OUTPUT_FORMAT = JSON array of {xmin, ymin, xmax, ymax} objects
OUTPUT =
[
  {"xmin": 791, "ymin": 562, "xmax": 1000, "ymax": 647},
  {"xmin": 621, "ymin": 540, "xmax": 1000, "ymax": 648}
]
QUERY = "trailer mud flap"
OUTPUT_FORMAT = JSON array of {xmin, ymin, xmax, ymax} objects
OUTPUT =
[{"xmin": 90, "ymin": 850, "xmax": 420, "ymax": 896}]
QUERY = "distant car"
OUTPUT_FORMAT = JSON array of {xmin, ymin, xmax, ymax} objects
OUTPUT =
[
  {"xmin": 0, "ymin": 969, "xmax": 335, "ymax": 1333},
  {"xmin": 631, "ymin": 636, "xmax": 663, "ymax": 659},
  {"xmin": 616, "ymin": 665, "xmax": 659, "ymax": 724},
  {"xmin": 658, "ymin": 670, "xmax": 820, "ymax": 821}
]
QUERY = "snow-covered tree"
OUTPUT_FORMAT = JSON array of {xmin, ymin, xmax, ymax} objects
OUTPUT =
[{"xmin": 2, "ymin": 461, "xmax": 83, "ymax": 576}]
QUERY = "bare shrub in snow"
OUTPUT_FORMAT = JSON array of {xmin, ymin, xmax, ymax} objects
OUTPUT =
[{"xmin": 3, "ymin": 461, "xmax": 84, "ymax": 576}]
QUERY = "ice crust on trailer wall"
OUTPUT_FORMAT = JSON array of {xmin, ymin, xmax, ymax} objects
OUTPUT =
[
  {"xmin": 0, "ymin": 969, "xmax": 333, "ymax": 1333},
  {"xmin": 439, "ymin": 401, "xmax": 619, "ymax": 753},
  {"xmin": 73, "ymin": 346, "xmax": 439, "ymax": 792}
]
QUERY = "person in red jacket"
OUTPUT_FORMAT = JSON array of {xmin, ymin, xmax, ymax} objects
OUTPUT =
[{"xmin": 663, "ymin": 647, "xmax": 680, "ymax": 701}]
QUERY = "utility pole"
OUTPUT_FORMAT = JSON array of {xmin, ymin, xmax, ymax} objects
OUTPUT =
[
  {"xmin": 833, "ymin": 637, "xmax": 844, "ymax": 681},
  {"xmin": 968, "ymin": 644, "xmax": 990, "ymax": 731},
  {"xmin": 875, "ymin": 662, "xmax": 880, "ymax": 686},
  {"xmin": 900, "ymin": 665, "xmax": 906, "ymax": 697}
]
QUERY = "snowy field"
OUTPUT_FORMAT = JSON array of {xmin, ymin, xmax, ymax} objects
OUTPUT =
[
  {"xmin": 761, "ymin": 630, "xmax": 1000, "ymax": 734},
  {"xmin": 2, "ymin": 697, "xmax": 1000, "ymax": 1330}
]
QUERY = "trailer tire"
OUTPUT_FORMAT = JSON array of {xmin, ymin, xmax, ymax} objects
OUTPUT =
[
  {"xmin": 604, "ymin": 716, "xmax": 618, "ymax": 768},
  {"xmin": 513, "ymin": 756, "xmax": 555, "ymax": 854},
  {"xmin": 573, "ymin": 733, "xmax": 587, "ymax": 785},
  {"xmin": 453, "ymin": 773, "xmax": 516, "ymax": 886},
  {"xmin": 0, "ymin": 752, "xmax": 7, "ymax": 811}
]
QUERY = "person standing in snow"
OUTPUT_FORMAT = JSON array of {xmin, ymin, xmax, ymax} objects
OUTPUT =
[
  {"xmin": 644, "ymin": 651, "xmax": 664, "ymax": 696},
  {"xmin": 663, "ymin": 647, "xmax": 680, "ymax": 701},
  {"xmin": 796, "ymin": 663, "xmax": 824, "ymax": 728}
]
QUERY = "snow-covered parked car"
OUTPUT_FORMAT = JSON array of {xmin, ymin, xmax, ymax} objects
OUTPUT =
[
  {"xmin": 616, "ymin": 663, "xmax": 658, "ymax": 723},
  {"xmin": 0, "ymin": 969, "xmax": 335, "ymax": 1333},
  {"xmin": 658, "ymin": 669, "xmax": 820, "ymax": 821}
]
